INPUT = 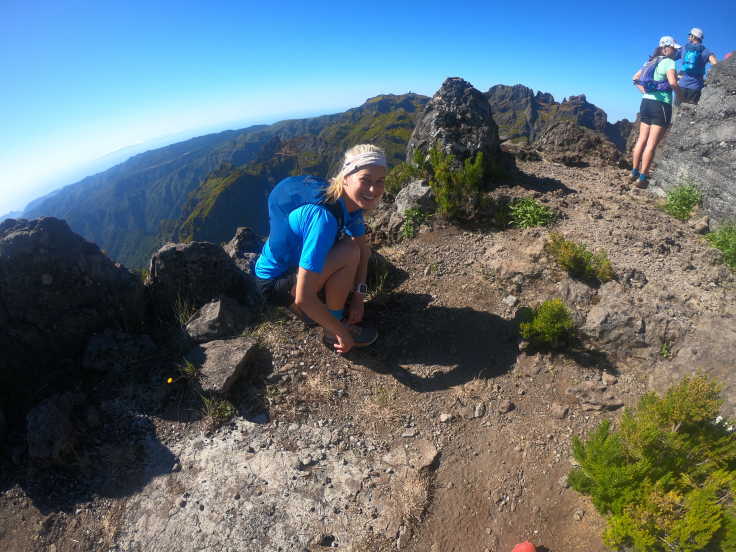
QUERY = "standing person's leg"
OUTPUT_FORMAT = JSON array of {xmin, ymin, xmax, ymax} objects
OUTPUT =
[
  {"xmin": 640, "ymin": 124, "xmax": 667, "ymax": 176},
  {"xmin": 632, "ymin": 122, "xmax": 651, "ymax": 175}
]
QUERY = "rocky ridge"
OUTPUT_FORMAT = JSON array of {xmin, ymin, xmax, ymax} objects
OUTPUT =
[{"xmin": 654, "ymin": 53, "xmax": 736, "ymax": 229}]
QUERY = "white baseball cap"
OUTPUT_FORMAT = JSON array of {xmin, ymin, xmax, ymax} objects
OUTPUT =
[
  {"xmin": 660, "ymin": 36, "xmax": 682, "ymax": 49},
  {"xmin": 689, "ymin": 28, "xmax": 704, "ymax": 40}
]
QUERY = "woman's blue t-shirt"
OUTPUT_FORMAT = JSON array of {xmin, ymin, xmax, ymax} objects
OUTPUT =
[{"xmin": 255, "ymin": 197, "xmax": 364, "ymax": 279}]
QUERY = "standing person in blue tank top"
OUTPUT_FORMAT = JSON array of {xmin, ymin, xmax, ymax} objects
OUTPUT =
[
  {"xmin": 675, "ymin": 28, "xmax": 718, "ymax": 106},
  {"xmin": 254, "ymin": 144, "xmax": 385, "ymax": 353},
  {"xmin": 629, "ymin": 37, "xmax": 691, "ymax": 189}
]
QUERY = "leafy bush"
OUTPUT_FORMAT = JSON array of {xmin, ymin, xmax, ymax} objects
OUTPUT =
[
  {"xmin": 544, "ymin": 232, "xmax": 614, "ymax": 282},
  {"xmin": 390, "ymin": 145, "xmax": 484, "ymax": 218},
  {"xmin": 519, "ymin": 298, "xmax": 574, "ymax": 346},
  {"xmin": 569, "ymin": 372, "xmax": 736, "ymax": 552},
  {"xmin": 663, "ymin": 182, "xmax": 702, "ymax": 221},
  {"xmin": 705, "ymin": 222, "xmax": 736, "ymax": 272},
  {"xmin": 402, "ymin": 208, "xmax": 428, "ymax": 239},
  {"xmin": 509, "ymin": 197, "xmax": 556, "ymax": 229}
]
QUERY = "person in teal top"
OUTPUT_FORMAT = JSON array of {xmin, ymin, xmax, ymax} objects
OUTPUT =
[{"xmin": 630, "ymin": 36, "xmax": 691, "ymax": 188}]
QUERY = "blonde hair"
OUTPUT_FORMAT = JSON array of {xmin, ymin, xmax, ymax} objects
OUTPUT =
[{"xmin": 325, "ymin": 144, "xmax": 386, "ymax": 203}]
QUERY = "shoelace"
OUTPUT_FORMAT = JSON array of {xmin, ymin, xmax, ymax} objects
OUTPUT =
[{"xmin": 344, "ymin": 322, "xmax": 363, "ymax": 335}]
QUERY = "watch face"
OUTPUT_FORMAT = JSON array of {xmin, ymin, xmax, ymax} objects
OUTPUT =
[{"xmin": 357, "ymin": 283, "xmax": 368, "ymax": 294}]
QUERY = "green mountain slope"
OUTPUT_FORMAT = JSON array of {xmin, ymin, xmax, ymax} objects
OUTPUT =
[
  {"xmin": 174, "ymin": 93, "xmax": 429, "ymax": 247},
  {"xmin": 22, "ymin": 94, "xmax": 428, "ymax": 269}
]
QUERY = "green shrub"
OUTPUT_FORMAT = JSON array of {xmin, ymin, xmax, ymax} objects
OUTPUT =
[
  {"xmin": 569, "ymin": 372, "xmax": 736, "ymax": 552},
  {"xmin": 402, "ymin": 208, "xmax": 428, "ymax": 239},
  {"xmin": 427, "ymin": 146, "xmax": 484, "ymax": 217},
  {"xmin": 705, "ymin": 222, "xmax": 736, "ymax": 272},
  {"xmin": 201, "ymin": 395, "xmax": 235, "ymax": 425},
  {"xmin": 398, "ymin": 144, "xmax": 484, "ymax": 218},
  {"xmin": 544, "ymin": 232, "xmax": 614, "ymax": 282},
  {"xmin": 509, "ymin": 197, "xmax": 556, "ymax": 229},
  {"xmin": 664, "ymin": 182, "xmax": 702, "ymax": 221},
  {"xmin": 519, "ymin": 298, "xmax": 574, "ymax": 346}
]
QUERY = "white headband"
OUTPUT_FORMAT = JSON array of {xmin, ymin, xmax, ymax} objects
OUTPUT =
[{"xmin": 342, "ymin": 151, "xmax": 387, "ymax": 177}]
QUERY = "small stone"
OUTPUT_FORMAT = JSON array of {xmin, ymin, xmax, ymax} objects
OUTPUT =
[
  {"xmin": 474, "ymin": 403, "xmax": 485, "ymax": 418},
  {"xmin": 550, "ymin": 402, "xmax": 568, "ymax": 420},
  {"xmin": 502, "ymin": 295, "xmax": 519, "ymax": 308},
  {"xmin": 601, "ymin": 372, "xmax": 618, "ymax": 385},
  {"xmin": 401, "ymin": 428, "xmax": 417, "ymax": 438},
  {"xmin": 440, "ymin": 413, "xmax": 452, "ymax": 423},
  {"xmin": 498, "ymin": 399, "xmax": 514, "ymax": 413},
  {"xmin": 532, "ymin": 505, "xmax": 540, "ymax": 514},
  {"xmin": 558, "ymin": 474, "xmax": 569, "ymax": 488},
  {"xmin": 573, "ymin": 508, "xmax": 585, "ymax": 521},
  {"xmin": 172, "ymin": 462, "xmax": 182, "ymax": 472},
  {"xmin": 397, "ymin": 525, "xmax": 413, "ymax": 549}
]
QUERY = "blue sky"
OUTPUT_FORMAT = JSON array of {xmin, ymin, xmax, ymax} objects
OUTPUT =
[{"xmin": 1, "ymin": 0, "xmax": 733, "ymax": 216}]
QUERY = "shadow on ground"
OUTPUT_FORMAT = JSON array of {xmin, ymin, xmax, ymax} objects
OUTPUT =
[{"xmin": 347, "ymin": 292, "xmax": 522, "ymax": 392}]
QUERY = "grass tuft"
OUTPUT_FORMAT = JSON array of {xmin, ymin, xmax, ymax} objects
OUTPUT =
[
  {"xmin": 544, "ymin": 232, "xmax": 613, "ymax": 282},
  {"xmin": 509, "ymin": 197, "xmax": 556, "ymax": 229}
]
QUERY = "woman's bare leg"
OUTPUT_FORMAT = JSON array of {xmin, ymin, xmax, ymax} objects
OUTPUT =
[
  {"xmin": 640, "ymin": 125, "xmax": 667, "ymax": 176},
  {"xmin": 291, "ymin": 237, "xmax": 360, "ymax": 312},
  {"xmin": 632, "ymin": 122, "xmax": 651, "ymax": 172}
]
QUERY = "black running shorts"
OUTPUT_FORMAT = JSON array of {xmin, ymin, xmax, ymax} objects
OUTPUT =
[
  {"xmin": 639, "ymin": 98, "xmax": 672, "ymax": 127},
  {"xmin": 255, "ymin": 267, "xmax": 298, "ymax": 307},
  {"xmin": 680, "ymin": 87, "xmax": 702, "ymax": 104}
]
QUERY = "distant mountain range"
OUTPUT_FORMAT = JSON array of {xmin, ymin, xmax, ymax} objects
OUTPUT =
[{"xmin": 8, "ymin": 85, "xmax": 631, "ymax": 270}]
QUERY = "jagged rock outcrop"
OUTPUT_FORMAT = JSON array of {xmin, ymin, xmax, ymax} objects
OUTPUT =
[
  {"xmin": 145, "ymin": 241, "xmax": 247, "ymax": 319},
  {"xmin": 486, "ymin": 85, "xmax": 632, "ymax": 150},
  {"xmin": 224, "ymin": 226, "xmax": 263, "ymax": 277},
  {"xmin": 534, "ymin": 122, "xmax": 621, "ymax": 166},
  {"xmin": 407, "ymin": 77, "xmax": 513, "ymax": 177},
  {"xmin": 0, "ymin": 217, "xmax": 147, "ymax": 401},
  {"xmin": 654, "ymin": 55, "xmax": 736, "ymax": 229}
]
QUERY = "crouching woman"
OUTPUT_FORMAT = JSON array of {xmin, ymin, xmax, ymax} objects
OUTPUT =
[{"xmin": 254, "ymin": 144, "xmax": 386, "ymax": 353}]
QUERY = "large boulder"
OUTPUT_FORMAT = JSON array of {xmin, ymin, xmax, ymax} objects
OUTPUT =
[
  {"xmin": 654, "ymin": 54, "xmax": 736, "ymax": 229},
  {"xmin": 0, "ymin": 217, "xmax": 146, "ymax": 404},
  {"xmin": 650, "ymin": 315, "xmax": 736, "ymax": 418},
  {"xmin": 145, "ymin": 241, "xmax": 247, "ymax": 319},
  {"xmin": 185, "ymin": 337, "xmax": 257, "ymax": 394},
  {"xmin": 534, "ymin": 121, "xmax": 621, "ymax": 166},
  {"xmin": 407, "ymin": 77, "xmax": 513, "ymax": 178},
  {"xmin": 184, "ymin": 295, "xmax": 252, "ymax": 343}
]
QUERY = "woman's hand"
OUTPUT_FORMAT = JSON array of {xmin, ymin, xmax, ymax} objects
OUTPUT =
[
  {"xmin": 332, "ymin": 331, "xmax": 355, "ymax": 354},
  {"xmin": 347, "ymin": 293, "xmax": 365, "ymax": 324}
]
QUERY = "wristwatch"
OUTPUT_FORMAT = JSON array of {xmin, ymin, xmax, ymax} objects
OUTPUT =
[{"xmin": 355, "ymin": 283, "xmax": 368, "ymax": 294}]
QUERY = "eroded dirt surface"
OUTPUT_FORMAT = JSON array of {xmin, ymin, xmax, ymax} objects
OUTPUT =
[{"xmin": 1, "ymin": 160, "xmax": 733, "ymax": 551}]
